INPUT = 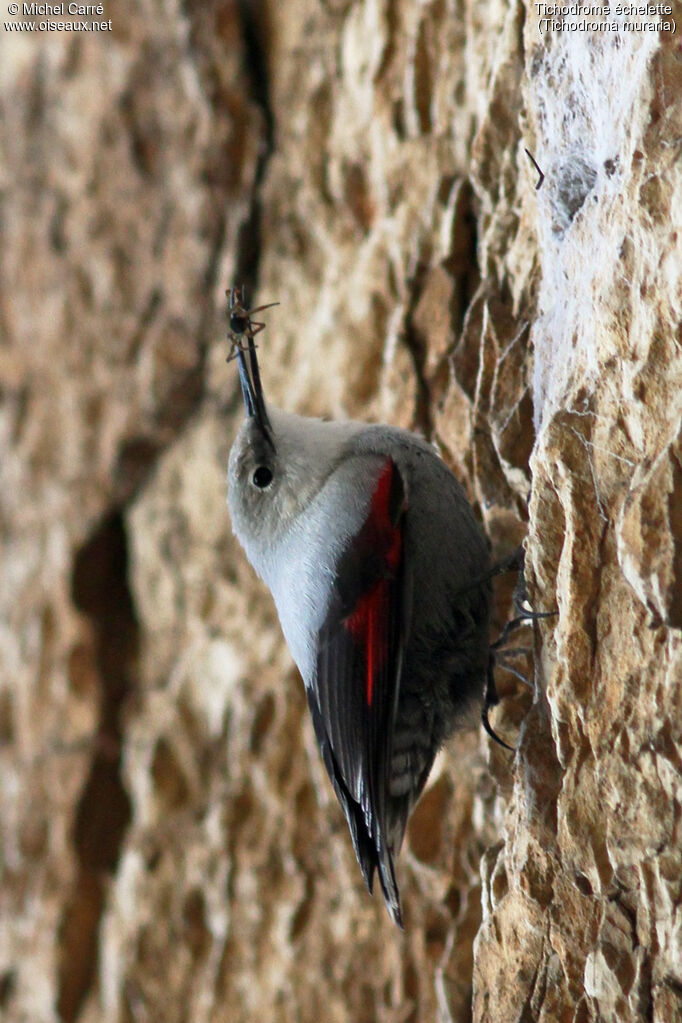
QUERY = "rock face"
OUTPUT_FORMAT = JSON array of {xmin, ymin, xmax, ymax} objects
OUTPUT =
[{"xmin": 1, "ymin": 2, "xmax": 680, "ymax": 1021}]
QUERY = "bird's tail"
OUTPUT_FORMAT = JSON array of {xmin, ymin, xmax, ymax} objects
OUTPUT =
[{"xmin": 375, "ymin": 841, "xmax": 402, "ymax": 927}]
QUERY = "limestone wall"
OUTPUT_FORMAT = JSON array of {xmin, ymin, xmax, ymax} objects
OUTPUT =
[{"xmin": 0, "ymin": 2, "xmax": 680, "ymax": 1020}]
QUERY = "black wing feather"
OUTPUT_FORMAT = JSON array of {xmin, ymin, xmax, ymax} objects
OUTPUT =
[{"xmin": 308, "ymin": 457, "xmax": 407, "ymax": 925}]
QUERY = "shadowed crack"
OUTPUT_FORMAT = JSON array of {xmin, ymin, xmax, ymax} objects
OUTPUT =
[
  {"xmin": 57, "ymin": 513, "xmax": 138, "ymax": 1023},
  {"xmin": 402, "ymin": 179, "xmax": 479, "ymax": 440},
  {"xmin": 402, "ymin": 260, "xmax": 435, "ymax": 438},
  {"xmin": 233, "ymin": 0, "xmax": 275, "ymax": 295}
]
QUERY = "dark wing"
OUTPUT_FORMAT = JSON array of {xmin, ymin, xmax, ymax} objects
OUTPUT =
[{"xmin": 306, "ymin": 457, "xmax": 408, "ymax": 926}]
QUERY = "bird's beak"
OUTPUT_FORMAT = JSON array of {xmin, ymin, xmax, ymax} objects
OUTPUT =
[{"xmin": 237, "ymin": 337, "xmax": 276, "ymax": 452}]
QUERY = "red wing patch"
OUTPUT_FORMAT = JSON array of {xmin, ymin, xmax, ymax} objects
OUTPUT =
[{"xmin": 344, "ymin": 460, "xmax": 404, "ymax": 705}]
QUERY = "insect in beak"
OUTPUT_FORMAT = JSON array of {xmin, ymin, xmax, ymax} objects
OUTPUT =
[
  {"xmin": 225, "ymin": 286, "xmax": 279, "ymax": 361},
  {"xmin": 227, "ymin": 286, "xmax": 276, "ymax": 452}
]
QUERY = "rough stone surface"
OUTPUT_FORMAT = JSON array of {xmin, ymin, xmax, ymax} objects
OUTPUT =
[{"xmin": 0, "ymin": 2, "xmax": 680, "ymax": 1021}]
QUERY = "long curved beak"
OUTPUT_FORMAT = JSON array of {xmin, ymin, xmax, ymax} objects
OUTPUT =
[{"xmin": 236, "ymin": 338, "xmax": 276, "ymax": 452}]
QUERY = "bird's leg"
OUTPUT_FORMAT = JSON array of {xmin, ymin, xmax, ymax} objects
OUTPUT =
[{"xmin": 482, "ymin": 659, "xmax": 515, "ymax": 751}]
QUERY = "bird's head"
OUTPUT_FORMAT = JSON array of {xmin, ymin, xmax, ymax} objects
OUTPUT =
[{"xmin": 227, "ymin": 324, "xmax": 363, "ymax": 569}]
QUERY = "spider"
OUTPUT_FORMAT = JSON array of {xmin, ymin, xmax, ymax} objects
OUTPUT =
[{"xmin": 225, "ymin": 286, "xmax": 279, "ymax": 361}]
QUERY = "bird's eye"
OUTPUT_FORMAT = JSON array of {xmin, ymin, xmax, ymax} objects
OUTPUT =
[{"xmin": 252, "ymin": 466, "xmax": 273, "ymax": 489}]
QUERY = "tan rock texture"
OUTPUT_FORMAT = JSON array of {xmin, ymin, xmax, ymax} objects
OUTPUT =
[{"xmin": 1, "ymin": 2, "xmax": 680, "ymax": 1021}]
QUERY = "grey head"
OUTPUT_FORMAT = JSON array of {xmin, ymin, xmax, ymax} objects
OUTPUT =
[{"xmin": 227, "ymin": 316, "xmax": 364, "ymax": 572}]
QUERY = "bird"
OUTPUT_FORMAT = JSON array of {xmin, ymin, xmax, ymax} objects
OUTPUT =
[{"xmin": 227, "ymin": 295, "xmax": 494, "ymax": 926}]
